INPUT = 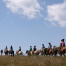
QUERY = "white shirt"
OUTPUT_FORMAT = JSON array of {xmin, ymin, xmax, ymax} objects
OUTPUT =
[{"xmin": 48, "ymin": 44, "xmax": 52, "ymax": 49}]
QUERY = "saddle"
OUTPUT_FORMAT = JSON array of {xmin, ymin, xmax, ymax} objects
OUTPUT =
[{"xmin": 18, "ymin": 51, "xmax": 22, "ymax": 54}]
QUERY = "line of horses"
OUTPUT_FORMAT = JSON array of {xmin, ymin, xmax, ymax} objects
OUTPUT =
[
  {"xmin": 0, "ymin": 46, "xmax": 66, "ymax": 57},
  {"xmin": 0, "ymin": 49, "xmax": 23, "ymax": 57},
  {"xmin": 0, "ymin": 49, "xmax": 14, "ymax": 57},
  {"xmin": 26, "ymin": 46, "xmax": 66, "ymax": 57}
]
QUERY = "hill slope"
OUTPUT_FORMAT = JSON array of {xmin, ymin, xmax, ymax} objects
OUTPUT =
[{"xmin": 0, "ymin": 55, "xmax": 66, "ymax": 66}]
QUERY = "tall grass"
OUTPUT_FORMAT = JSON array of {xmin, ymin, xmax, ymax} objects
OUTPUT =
[{"xmin": 0, "ymin": 55, "xmax": 66, "ymax": 66}]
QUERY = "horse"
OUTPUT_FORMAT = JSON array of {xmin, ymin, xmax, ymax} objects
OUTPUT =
[
  {"xmin": 53, "ymin": 47, "xmax": 58, "ymax": 56},
  {"xmin": 26, "ymin": 50, "xmax": 41, "ymax": 56},
  {"xmin": 38, "ymin": 49, "xmax": 41, "ymax": 55},
  {"xmin": 57, "ymin": 46, "xmax": 66, "ymax": 56},
  {"xmin": 4, "ymin": 49, "xmax": 8, "ymax": 55},
  {"xmin": 33, "ymin": 50, "xmax": 41, "ymax": 55},
  {"xmin": 16, "ymin": 50, "xmax": 23, "ymax": 56},
  {"xmin": 41, "ymin": 48, "xmax": 48, "ymax": 56},
  {"xmin": 0, "ymin": 49, "xmax": 3, "ymax": 55},
  {"xmin": 26, "ymin": 50, "xmax": 33, "ymax": 55},
  {"xmin": 8, "ymin": 50, "xmax": 14, "ymax": 57},
  {"xmin": 45, "ymin": 48, "xmax": 53, "ymax": 56}
]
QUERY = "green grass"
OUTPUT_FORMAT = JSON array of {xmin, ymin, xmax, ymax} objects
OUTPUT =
[{"xmin": 0, "ymin": 55, "xmax": 66, "ymax": 66}]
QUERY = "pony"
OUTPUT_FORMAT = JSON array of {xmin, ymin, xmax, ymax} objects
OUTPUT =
[
  {"xmin": 33, "ymin": 50, "xmax": 41, "ymax": 55},
  {"xmin": 26, "ymin": 50, "xmax": 33, "ymax": 55},
  {"xmin": 16, "ymin": 50, "xmax": 23, "ymax": 56},
  {"xmin": 8, "ymin": 50, "xmax": 14, "ymax": 57},
  {"xmin": 45, "ymin": 48, "xmax": 53, "ymax": 56},
  {"xmin": 53, "ymin": 46, "xmax": 58, "ymax": 56},
  {"xmin": 41, "ymin": 48, "xmax": 47, "ymax": 56},
  {"xmin": 26, "ymin": 50, "xmax": 41, "ymax": 56},
  {"xmin": 57, "ymin": 46, "xmax": 66, "ymax": 56},
  {"xmin": 41, "ymin": 48, "xmax": 53, "ymax": 56},
  {"xmin": 4, "ymin": 49, "xmax": 8, "ymax": 55},
  {"xmin": 0, "ymin": 49, "xmax": 3, "ymax": 55}
]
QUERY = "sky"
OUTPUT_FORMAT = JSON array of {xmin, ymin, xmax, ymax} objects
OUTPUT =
[{"xmin": 0, "ymin": 0, "xmax": 66, "ymax": 55}]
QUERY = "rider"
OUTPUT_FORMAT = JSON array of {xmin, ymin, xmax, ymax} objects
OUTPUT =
[
  {"xmin": 59, "ymin": 39, "xmax": 65, "ymax": 53},
  {"xmin": 4, "ymin": 46, "xmax": 8, "ymax": 52},
  {"xmin": 33, "ymin": 46, "xmax": 37, "ymax": 51},
  {"xmin": 62, "ymin": 39, "xmax": 65, "ymax": 46},
  {"xmin": 28, "ymin": 46, "xmax": 32, "ymax": 54},
  {"xmin": 5, "ymin": 46, "xmax": 8, "ymax": 50},
  {"xmin": 10, "ymin": 45, "xmax": 13, "ymax": 51},
  {"xmin": 33, "ymin": 46, "xmax": 37, "ymax": 54},
  {"xmin": 42, "ymin": 44, "xmax": 45, "ymax": 48},
  {"xmin": 19, "ymin": 46, "xmax": 21, "ymax": 51},
  {"xmin": 48, "ymin": 42, "xmax": 52, "ymax": 49},
  {"xmin": 30, "ymin": 46, "xmax": 32, "ymax": 52},
  {"xmin": 48, "ymin": 42, "xmax": 52, "ymax": 52},
  {"xmin": 42, "ymin": 44, "xmax": 45, "ymax": 52},
  {"xmin": 53, "ymin": 45, "xmax": 56, "ymax": 50}
]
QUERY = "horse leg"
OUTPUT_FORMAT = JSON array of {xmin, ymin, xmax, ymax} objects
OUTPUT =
[
  {"xmin": 49, "ymin": 54, "xmax": 50, "ymax": 56},
  {"xmin": 60, "ymin": 54, "xmax": 62, "ymax": 56},
  {"xmin": 63, "ymin": 53, "xmax": 65, "ymax": 57},
  {"xmin": 54, "ymin": 53, "xmax": 55, "ymax": 56},
  {"xmin": 64, "ymin": 54, "xmax": 65, "ymax": 57},
  {"xmin": 54, "ymin": 53, "xmax": 56, "ymax": 56},
  {"xmin": 5, "ymin": 53, "xmax": 6, "ymax": 55},
  {"xmin": 9, "ymin": 53, "xmax": 10, "ymax": 56},
  {"xmin": 1, "ymin": 53, "xmax": 2, "ymax": 56},
  {"xmin": 11, "ymin": 53, "xmax": 12, "ymax": 57},
  {"xmin": 55, "ymin": 53, "xmax": 56, "ymax": 56},
  {"xmin": 13, "ymin": 52, "xmax": 14, "ymax": 57},
  {"xmin": 44, "ymin": 52, "xmax": 45, "ymax": 57},
  {"xmin": 1, "ymin": 52, "xmax": 2, "ymax": 56}
]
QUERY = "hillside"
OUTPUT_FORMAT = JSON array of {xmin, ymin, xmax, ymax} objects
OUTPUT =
[{"xmin": 0, "ymin": 55, "xmax": 66, "ymax": 66}]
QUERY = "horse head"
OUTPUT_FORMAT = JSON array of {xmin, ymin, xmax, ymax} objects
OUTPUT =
[{"xmin": 26, "ymin": 50, "xmax": 29, "ymax": 54}]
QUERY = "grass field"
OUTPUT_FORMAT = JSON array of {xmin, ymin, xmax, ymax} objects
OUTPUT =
[{"xmin": 0, "ymin": 55, "xmax": 66, "ymax": 66}]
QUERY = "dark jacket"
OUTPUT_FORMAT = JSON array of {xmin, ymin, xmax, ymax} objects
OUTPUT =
[
  {"xmin": 19, "ymin": 47, "xmax": 21, "ymax": 51},
  {"xmin": 10, "ymin": 46, "xmax": 13, "ymax": 50},
  {"xmin": 33, "ymin": 47, "xmax": 36, "ymax": 51}
]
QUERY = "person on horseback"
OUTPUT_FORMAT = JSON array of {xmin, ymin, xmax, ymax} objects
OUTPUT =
[
  {"xmin": 42, "ymin": 44, "xmax": 45, "ymax": 52},
  {"xmin": 19, "ymin": 46, "xmax": 21, "ymax": 51},
  {"xmin": 48, "ymin": 42, "xmax": 52, "ymax": 52},
  {"xmin": 59, "ymin": 39, "xmax": 65, "ymax": 53},
  {"xmin": 62, "ymin": 39, "xmax": 65, "ymax": 46},
  {"xmin": 10, "ymin": 45, "xmax": 13, "ymax": 51},
  {"xmin": 53, "ymin": 45, "xmax": 57, "ymax": 53},
  {"xmin": 4, "ymin": 46, "xmax": 8, "ymax": 52},
  {"xmin": 42, "ymin": 44, "xmax": 45, "ymax": 48},
  {"xmin": 53, "ymin": 45, "xmax": 56, "ymax": 51},
  {"xmin": 4, "ymin": 46, "xmax": 8, "ymax": 55},
  {"xmin": 28, "ymin": 46, "xmax": 32, "ymax": 54},
  {"xmin": 33, "ymin": 46, "xmax": 37, "ymax": 54},
  {"xmin": 48, "ymin": 42, "xmax": 52, "ymax": 49},
  {"xmin": 41, "ymin": 44, "xmax": 45, "ymax": 56},
  {"xmin": 30, "ymin": 46, "xmax": 32, "ymax": 51},
  {"xmin": 5, "ymin": 46, "xmax": 8, "ymax": 50},
  {"xmin": 33, "ymin": 46, "xmax": 37, "ymax": 51}
]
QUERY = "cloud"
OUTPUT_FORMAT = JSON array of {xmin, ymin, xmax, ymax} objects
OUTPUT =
[
  {"xmin": 3, "ymin": 0, "xmax": 43, "ymax": 19},
  {"xmin": 44, "ymin": 1, "xmax": 66, "ymax": 27}
]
